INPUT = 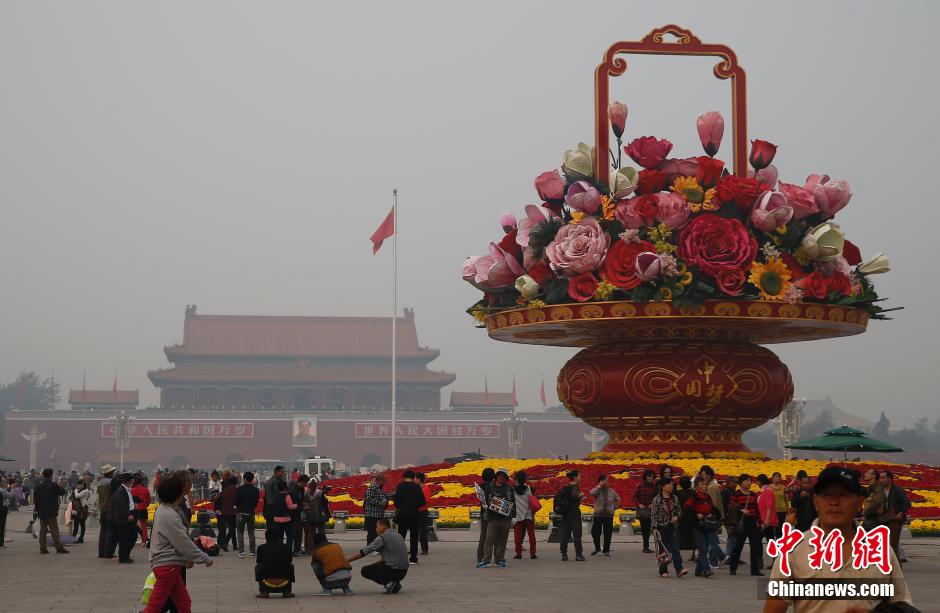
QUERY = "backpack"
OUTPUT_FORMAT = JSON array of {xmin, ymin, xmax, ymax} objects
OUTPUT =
[{"xmin": 552, "ymin": 486, "xmax": 571, "ymax": 516}]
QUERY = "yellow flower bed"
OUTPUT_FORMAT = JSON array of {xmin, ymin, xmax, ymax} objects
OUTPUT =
[
  {"xmin": 433, "ymin": 483, "xmax": 475, "ymax": 498},
  {"xmin": 912, "ymin": 490, "xmax": 940, "ymax": 507},
  {"xmin": 910, "ymin": 519, "xmax": 940, "ymax": 536}
]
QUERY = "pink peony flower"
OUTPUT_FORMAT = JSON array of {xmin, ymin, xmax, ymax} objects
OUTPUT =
[
  {"xmin": 608, "ymin": 101, "xmax": 628, "ymax": 139},
  {"xmin": 750, "ymin": 190, "xmax": 793, "ymax": 233},
  {"xmin": 565, "ymin": 181, "xmax": 602, "ymax": 214},
  {"xmin": 534, "ymin": 170, "xmax": 566, "ymax": 201},
  {"xmin": 696, "ymin": 111, "xmax": 724, "ymax": 157},
  {"xmin": 625, "ymin": 136, "xmax": 673, "ymax": 169},
  {"xmin": 614, "ymin": 199, "xmax": 645, "ymax": 229},
  {"xmin": 805, "ymin": 174, "xmax": 851, "ymax": 220},
  {"xmin": 635, "ymin": 251, "xmax": 662, "ymax": 282},
  {"xmin": 545, "ymin": 217, "xmax": 610, "ymax": 276},
  {"xmin": 499, "ymin": 210, "xmax": 517, "ymax": 233},
  {"xmin": 516, "ymin": 204, "xmax": 548, "ymax": 248},
  {"xmin": 657, "ymin": 192, "xmax": 691, "ymax": 230},
  {"xmin": 777, "ymin": 180, "xmax": 819, "ymax": 219}
]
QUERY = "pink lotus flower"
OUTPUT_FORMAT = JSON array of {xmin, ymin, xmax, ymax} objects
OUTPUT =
[
  {"xmin": 696, "ymin": 111, "xmax": 724, "ymax": 157},
  {"xmin": 657, "ymin": 192, "xmax": 690, "ymax": 230},
  {"xmin": 463, "ymin": 243, "xmax": 525, "ymax": 289},
  {"xmin": 499, "ymin": 211, "xmax": 517, "ymax": 233},
  {"xmin": 634, "ymin": 251, "xmax": 662, "ymax": 282},
  {"xmin": 516, "ymin": 204, "xmax": 549, "ymax": 248},
  {"xmin": 777, "ymin": 180, "xmax": 819, "ymax": 219},
  {"xmin": 565, "ymin": 181, "xmax": 602, "ymax": 214},
  {"xmin": 545, "ymin": 217, "xmax": 610, "ymax": 276},
  {"xmin": 624, "ymin": 136, "xmax": 673, "ymax": 169},
  {"xmin": 750, "ymin": 190, "xmax": 793, "ymax": 233},
  {"xmin": 750, "ymin": 164, "xmax": 778, "ymax": 189},
  {"xmin": 534, "ymin": 170, "xmax": 566, "ymax": 201},
  {"xmin": 608, "ymin": 101, "xmax": 628, "ymax": 139},
  {"xmin": 805, "ymin": 174, "xmax": 852, "ymax": 220}
]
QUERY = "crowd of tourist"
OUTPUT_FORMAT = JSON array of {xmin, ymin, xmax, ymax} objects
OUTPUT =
[{"xmin": 0, "ymin": 461, "xmax": 919, "ymax": 611}]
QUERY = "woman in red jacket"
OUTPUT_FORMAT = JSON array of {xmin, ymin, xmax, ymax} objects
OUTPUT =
[
  {"xmin": 684, "ymin": 478, "xmax": 717, "ymax": 577},
  {"xmin": 131, "ymin": 474, "xmax": 152, "ymax": 546}
]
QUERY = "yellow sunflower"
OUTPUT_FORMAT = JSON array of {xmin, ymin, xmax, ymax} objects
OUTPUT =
[
  {"xmin": 670, "ymin": 176, "xmax": 716, "ymax": 212},
  {"xmin": 748, "ymin": 258, "xmax": 792, "ymax": 301}
]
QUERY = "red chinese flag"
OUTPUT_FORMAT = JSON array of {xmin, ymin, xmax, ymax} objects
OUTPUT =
[
  {"xmin": 370, "ymin": 207, "xmax": 395, "ymax": 254},
  {"xmin": 539, "ymin": 376, "xmax": 546, "ymax": 407}
]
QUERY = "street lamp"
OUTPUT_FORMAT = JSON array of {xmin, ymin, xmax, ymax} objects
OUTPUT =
[
  {"xmin": 503, "ymin": 410, "xmax": 527, "ymax": 459},
  {"xmin": 110, "ymin": 411, "xmax": 136, "ymax": 472},
  {"xmin": 778, "ymin": 397, "xmax": 805, "ymax": 460}
]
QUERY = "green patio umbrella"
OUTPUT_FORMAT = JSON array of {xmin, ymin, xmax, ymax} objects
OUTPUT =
[{"xmin": 786, "ymin": 425, "xmax": 903, "ymax": 464}]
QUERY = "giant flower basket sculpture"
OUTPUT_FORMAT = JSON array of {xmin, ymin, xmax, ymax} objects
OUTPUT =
[{"xmin": 462, "ymin": 26, "xmax": 895, "ymax": 453}]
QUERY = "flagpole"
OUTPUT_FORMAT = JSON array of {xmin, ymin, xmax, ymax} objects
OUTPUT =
[{"xmin": 391, "ymin": 188, "xmax": 398, "ymax": 470}]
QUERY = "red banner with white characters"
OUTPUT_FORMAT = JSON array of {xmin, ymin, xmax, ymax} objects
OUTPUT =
[
  {"xmin": 354, "ymin": 422, "xmax": 500, "ymax": 439},
  {"xmin": 100, "ymin": 422, "xmax": 254, "ymax": 438}
]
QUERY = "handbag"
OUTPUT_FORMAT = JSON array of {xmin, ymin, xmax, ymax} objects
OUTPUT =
[
  {"xmin": 528, "ymin": 494, "xmax": 542, "ymax": 512},
  {"xmin": 652, "ymin": 528, "xmax": 672, "ymax": 565}
]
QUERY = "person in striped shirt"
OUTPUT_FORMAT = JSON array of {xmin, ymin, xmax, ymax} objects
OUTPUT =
[{"xmin": 728, "ymin": 474, "xmax": 764, "ymax": 576}]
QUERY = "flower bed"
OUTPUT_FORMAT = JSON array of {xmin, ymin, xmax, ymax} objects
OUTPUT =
[
  {"xmin": 318, "ymin": 457, "xmax": 940, "ymax": 522},
  {"xmin": 144, "ymin": 458, "xmax": 940, "ymax": 531}
]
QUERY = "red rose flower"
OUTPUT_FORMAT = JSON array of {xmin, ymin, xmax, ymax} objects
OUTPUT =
[
  {"xmin": 567, "ymin": 272, "xmax": 599, "ymax": 302},
  {"xmin": 827, "ymin": 272, "xmax": 853, "ymax": 297},
  {"xmin": 715, "ymin": 268, "xmax": 746, "ymax": 296},
  {"xmin": 497, "ymin": 229, "xmax": 523, "ymax": 262},
  {"xmin": 598, "ymin": 239, "xmax": 655, "ymax": 290},
  {"xmin": 749, "ymin": 139, "xmax": 778, "ymax": 170},
  {"xmin": 636, "ymin": 169, "xmax": 668, "ymax": 195},
  {"xmin": 695, "ymin": 156, "xmax": 725, "ymax": 188},
  {"xmin": 795, "ymin": 272, "xmax": 829, "ymax": 300},
  {"xmin": 678, "ymin": 214, "xmax": 757, "ymax": 279},
  {"xmin": 625, "ymin": 136, "xmax": 673, "ymax": 169},
  {"xmin": 526, "ymin": 260, "xmax": 554, "ymax": 286},
  {"xmin": 842, "ymin": 239, "xmax": 862, "ymax": 266},
  {"xmin": 714, "ymin": 175, "xmax": 760, "ymax": 214},
  {"xmin": 633, "ymin": 195, "xmax": 659, "ymax": 222}
]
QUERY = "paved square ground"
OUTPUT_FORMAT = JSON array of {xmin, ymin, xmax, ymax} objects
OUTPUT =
[{"xmin": 1, "ymin": 508, "xmax": 937, "ymax": 612}]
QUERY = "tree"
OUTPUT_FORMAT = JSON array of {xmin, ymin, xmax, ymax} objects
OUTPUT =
[
  {"xmin": 0, "ymin": 371, "xmax": 60, "ymax": 441},
  {"xmin": 871, "ymin": 412, "xmax": 890, "ymax": 440}
]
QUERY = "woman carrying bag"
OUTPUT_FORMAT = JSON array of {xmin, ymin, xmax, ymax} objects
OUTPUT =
[{"xmin": 650, "ymin": 477, "xmax": 687, "ymax": 578}]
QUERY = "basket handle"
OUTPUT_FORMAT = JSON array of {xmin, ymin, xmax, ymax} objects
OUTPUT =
[{"xmin": 594, "ymin": 25, "xmax": 748, "ymax": 182}]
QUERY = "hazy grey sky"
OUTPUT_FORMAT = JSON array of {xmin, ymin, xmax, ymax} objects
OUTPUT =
[{"xmin": 1, "ymin": 2, "xmax": 936, "ymax": 426}]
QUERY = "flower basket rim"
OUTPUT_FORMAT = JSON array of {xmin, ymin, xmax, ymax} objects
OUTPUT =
[{"xmin": 484, "ymin": 299, "xmax": 869, "ymax": 347}]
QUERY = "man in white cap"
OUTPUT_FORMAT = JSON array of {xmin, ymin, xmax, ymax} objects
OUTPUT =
[
  {"xmin": 97, "ymin": 464, "xmax": 118, "ymax": 558},
  {"xmin": 478, "ymin": 468, "xmax": 515, "ymax": 568}
]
